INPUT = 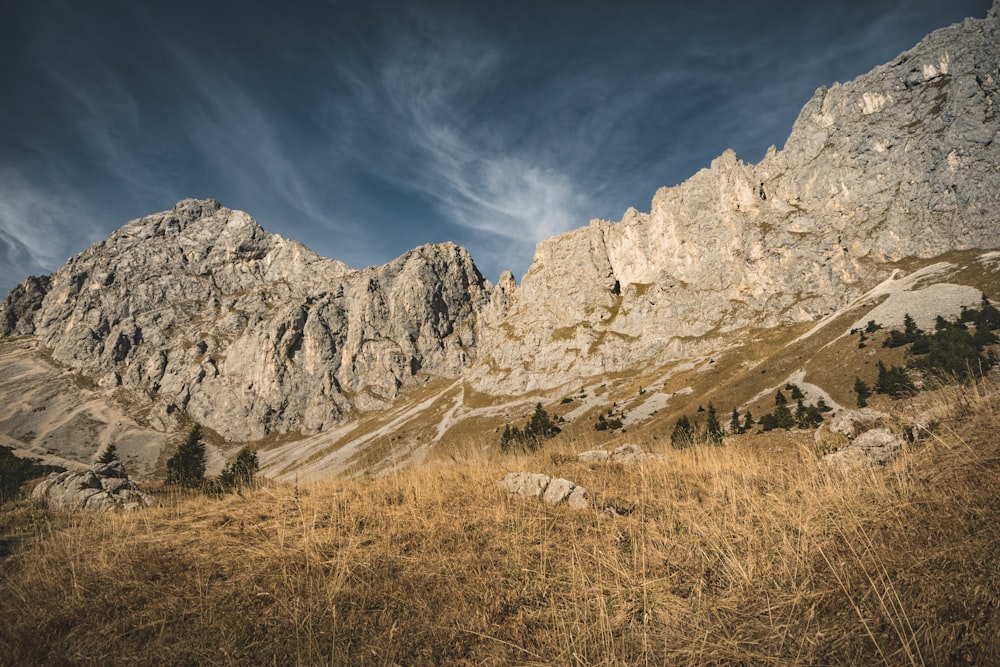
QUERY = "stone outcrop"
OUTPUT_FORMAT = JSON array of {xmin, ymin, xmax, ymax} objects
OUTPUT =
[
  {"xmin": 578, "ymin": 443, "xmax": 660, "ymax": 464},
  {"xmin": 1, "ymin": 200, "xmax": 490, "ymax": 441},
  {"xmin": 830, "ymin": 408, "xmax": 890, "ymax": 439},
  {"xmin": 820, "ymin": 428, "xmax": 904, "ymax": 474},
  {"xmin": 31, "ymin": 460, "xmax": 154, "ymax": 511},
  {"xmin": 500, "ymin": 472, "xmax": 590, "ymax": 509},
  {"xmin": 821, "ymin": 408, "xmax": 904, "ymax": 472},
  {"xmin": 469, "ymin": 4, "xmax": 1000, "ymax": 393}
]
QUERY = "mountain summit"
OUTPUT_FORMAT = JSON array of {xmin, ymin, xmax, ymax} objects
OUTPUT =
[{"xmin": 2, "ymin": 199, "xmax": 489, "ymax": 440}]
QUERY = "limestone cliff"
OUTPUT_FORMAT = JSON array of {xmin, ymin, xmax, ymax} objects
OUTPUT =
[
  {"xmin": 0, "ymin": 199, "xmax": 489, "ymax": 440},
  {"xmin": 469, "ymin": 3, "xmax": 1000, "ymax": 393}
]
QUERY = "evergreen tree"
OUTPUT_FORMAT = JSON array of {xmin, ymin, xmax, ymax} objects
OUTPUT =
[
  {"xmin": 742, "ymin": 410, "xmax": 754, "ymax": 432},
  {"xmin": 773, "ymin": 403, "xmax": 795, "ymax": 429},
  {"xmin": 500, "ymin": 404, "xmax": 560, "ymax": 452},
  {"xmin": 166, "ymin": 425, "xmax": 207, "ymax": 488},
  {"xmin": 97, "ymin": 443, "xmax": 119, "ymax": 464},
  {"xmin": 977, "ymin": 293, "xmax": 1000, "ymax": 329},
  {"xmin": 786, "ymin": 384, "xmax": 805, "ymax": 400},
  {"xmin": 527, "ymin": 403, "xmax": 559, "ymax": 439},
  {"xmin": 705, "ymin": 403, "xmax": 723, "ymax": 444},
  {"xmin": 730, "ymin": 407, "xmax": 742, "ymax": 435},
  {"xmin": 217, "ymin": 447, "xmax": 259, "ymax": 492},
  {"xmin": 671, "ymin": 415, "xmax": 694, "ymax": 448},
  {"xmin": 774, "ymin": 390, "xmax": 787, "ymax": 406},
  {"xmin": 875, "ymin": 361, "xmax": 917, "ymax": 398},
  {"xmin": 854, "ymin": 378, "xmax": 871, "ymax": 407}
]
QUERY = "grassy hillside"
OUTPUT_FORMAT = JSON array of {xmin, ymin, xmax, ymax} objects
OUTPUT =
[{"xmin": 2, "ymin": 376, "xmax": 998, "ymax": 665}]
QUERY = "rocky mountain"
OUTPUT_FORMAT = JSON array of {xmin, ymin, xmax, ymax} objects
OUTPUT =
[
  {"xmin": 1, "ymin": 3, "xmax": 998, "ymax": 460},
  {"xmin": 1, "ymin": 199, "xmax": 489, "ymax": 441},
  {"xmin": 468, "ymin": 2, "xmax": 1000, "ymax": 393}
]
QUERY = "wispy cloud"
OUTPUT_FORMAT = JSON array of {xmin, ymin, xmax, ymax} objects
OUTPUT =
[
  {"xmin": 0, "ymin": 168, "xmax": 104, "ymax": 295},
  {"xmin": 336, "ymin": 13, "xmax": 595, "ymax": 252}
]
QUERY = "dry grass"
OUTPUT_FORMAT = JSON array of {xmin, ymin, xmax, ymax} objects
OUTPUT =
[{"xmin": 2, "ymin": 381, "xmax": 999, "ymax": 665}]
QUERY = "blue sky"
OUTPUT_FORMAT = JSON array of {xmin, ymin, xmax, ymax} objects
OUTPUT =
[{"xmin": 0, "ymin": 0, "xmax": 991, "ymax": 296}]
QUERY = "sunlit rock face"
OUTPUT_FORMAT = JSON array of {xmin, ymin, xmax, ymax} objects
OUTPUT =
[
  {"xmin": 469, "ymin": 5, "xmax": 1000, "ymax": 393},
  {"xmin": 1, "ymin": 199, "xmax": 489, "ymax": 441}
]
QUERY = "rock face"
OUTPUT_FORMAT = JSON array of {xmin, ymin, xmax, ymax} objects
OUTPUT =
[
  {"xmin": 469, "ymin": 5, "xmax": 1000, "ymax": 393},
  {"xmin": 31, "ymin": 460, "xmax": 154, "ymax": 511},
  {"xmin": 1, "ymin": 200, "xmax": 489, "ymax": 441}
]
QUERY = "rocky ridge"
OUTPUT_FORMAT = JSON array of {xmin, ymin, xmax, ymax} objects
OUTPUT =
[
  {"xmin": 468, "ymin": 3, "xmax": 1000, "ymax": 393},
  {"xmin": 1, "ymin": 199, "xmax": 490, "ymax": 441}
]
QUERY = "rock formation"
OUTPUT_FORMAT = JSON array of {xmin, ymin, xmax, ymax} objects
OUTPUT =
[
  {"xmin": 577, "ymin": 443, "xmax": 660, "ymax": 464},
  {"xmin": 468, "ymin": 5, "xmax": 1000, "ymax": 393},
  {"xmin": 0, "ymin": 199, "xmax": 490, "ymax": 441},
  {"xmin": 500, "ymin": 472, "xmax": 590, "ymax": 510},
  {"xmin": 31, "ymin": 460, "xmax": 154, "ymax": 511}
]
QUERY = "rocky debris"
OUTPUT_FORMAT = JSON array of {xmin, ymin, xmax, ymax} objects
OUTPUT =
[
  {"xmin": 819, "ymin": 428, "xmax": 904, "ymax": 473},
  {"xmin": 0, "ymin": 199, "xmax": 491, "ymax": 441},
  {"xmin": 830, "ymin": 408, "xmax": 890, "ymax": 438},
  {"xmin": 500, "ymin": 472, "xmax": 590, "ymax": 509},
  {"xmin": 31, "ymin": 460, "xmax": 154, "ymax": 511},
  {"xmin": 578, "ymin": 443, "xmax": 660, "ymax": 464},
  {"xmin": 468, "ymin": 4, "xmax": 1000, "ymax": 394}
]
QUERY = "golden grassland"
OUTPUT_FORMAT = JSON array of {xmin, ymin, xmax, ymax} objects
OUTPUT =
[{"xmin": 2, "ymin": 380, "xmax": 999, "ymax": 666}]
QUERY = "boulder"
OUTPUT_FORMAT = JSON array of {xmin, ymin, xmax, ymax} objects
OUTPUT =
[
  {"xmin": 830, "ymin": 409, "xmax": 890, "ymax": 438},
  {"xmin": 578, "ymin": 443, "xmax": 660, "ymax": 464},
  {"xmin": 820, "ymin": 428, "xmax": 904, "ymax": 473},
  {"xmin": 32, "ymin": 461, "xmax": 154, "ymax": 511},
  {"xmin": 501, "ymin": 472, "xmax": 590, "ymax": 510}
]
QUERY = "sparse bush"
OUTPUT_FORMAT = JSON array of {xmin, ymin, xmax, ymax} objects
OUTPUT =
[{"xmin": 594, "ymin": 415, "xmax": 623, "ymax": 431}]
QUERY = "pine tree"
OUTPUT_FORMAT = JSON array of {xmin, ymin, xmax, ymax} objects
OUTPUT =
[
  {"xmin": 671, "ymin": 415, "xmax": 694, "ymax": 448},
  {"xmin": 730, "ymin": 407, "xmax": 741, "ymax": 435},
  {"xmin": 706, "ymin": 403, "xmax": 723, "ymax": 444},
  {"xmin": 853, "ymin": 378, "xmax": 871, "ymax": 407},
  {"xmin": 218, "ymin": 447, "xmax": 259, "ymax": 492},
  {"xmin": 742, "ymin": 410, "xmax": 754, "ymax": 432},
  {"xmin": 166, "ymin": 425, "xmax": 207, "ymax": 488},
  {"xmin": 527, "ymin": 403, "xmax": 559, "ymax": 439},
  {"xmin": 500, "ymin": 424, "xmax": 513, "ymax": 452},
  {"xmin": 774, "ymin": 390, "xmax": 787, "ymax": 406},
  {"xmin": 97, "ymin": 443, "xmax": 119, "ymax": 464}
]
